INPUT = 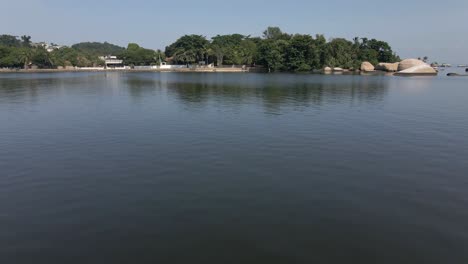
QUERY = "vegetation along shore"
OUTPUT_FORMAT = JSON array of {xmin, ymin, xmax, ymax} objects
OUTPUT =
[{"xmin": 0, "ymin": 27, "xmax": 438, "ymax": 75}]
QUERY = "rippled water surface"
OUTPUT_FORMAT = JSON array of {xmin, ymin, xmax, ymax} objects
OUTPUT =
[{"xmin": 1, "ymin": 72, "xmax": 468, "ymax": 263}]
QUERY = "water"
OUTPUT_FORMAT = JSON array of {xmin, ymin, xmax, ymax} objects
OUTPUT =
[{"xmin": 1, "ymin": 72, "xmax": 468, "ymax": 263}]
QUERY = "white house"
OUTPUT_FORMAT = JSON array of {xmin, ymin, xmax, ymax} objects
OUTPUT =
[
  {"xmin": 32, "ymin": 42, "xmax": 65, "ymax": 52},
  {"xmin": 99, "ymin": 55, "xmax": 124, "ymax": 68}
]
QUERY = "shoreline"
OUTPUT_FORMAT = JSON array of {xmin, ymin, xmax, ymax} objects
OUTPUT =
[
  {"xmin": 0, "ymin": 68, "xmax": 374, "ymax": 75},
  {"xmin": 0, "ymin": 68, "xmax": 253, "ymax": 74},
  {"xmin": 0, "ymin": 68, "xmax": 444, "ymax": 76}
]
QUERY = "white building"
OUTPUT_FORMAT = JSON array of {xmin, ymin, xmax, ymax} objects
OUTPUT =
[
  {"xmin": 32, "ymin": 42, "xmax": 65, "ymax": 52},
  {"xmin": 99, "ymin": 55, "xmax": 124, "ymax": 68}
]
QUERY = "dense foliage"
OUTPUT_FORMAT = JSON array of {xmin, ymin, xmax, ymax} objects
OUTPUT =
[
  {"xmin": 165, "ymin": 35, "xmax": 210, "ymax": 64},
  {"xmin": 49, "ymin": 47, "xmax": 102, "ymax": 67},
  {"xmin": 0, "ymin": 36, "xmax": 115, "ymax": 68},
  {"xmin": 164, "ymin": 27, "xmax": 399, "ymax": 71},
  {"xmin": 0, "ymin": 35, "xmax": 53, "ymax": 68},
  {"xmin": 257, "ymin": 28, "xmax": 400, "ymax": 71},
  {"xmin": 208, "ymin": 34, "xmax": 258, "ymax": 66},
  {"xmin": 0, "ymin": 34, "xmax": 23, "ymax": 47},
  {"xmin": 121, "ymin": 43, "xmax": 164, "ymax": 66},
  {"xmin": 71, "ymin": 42, "xmax": 125, "ymax": 57},
  {"xmin": 1, "ymin": 28, "xmax": 400, "ymax": 71}
]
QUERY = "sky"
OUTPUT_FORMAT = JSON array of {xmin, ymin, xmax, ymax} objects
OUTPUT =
[{"xmin": 1, "ymin": 0, "xmax": 467, "ymax": 63}]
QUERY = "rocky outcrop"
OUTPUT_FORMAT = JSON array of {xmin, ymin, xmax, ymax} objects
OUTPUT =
[
  {"xmin": 398, "ymin": 59, "xmax": 426, "ymax": 71},
  {"xmin": 395, "ymin": 64, "xmax": 437, "ymax": 76},
  {"xmin": 323, "ymin": 67, "xmax": 332, "ymax": 72},
  {"xmin": 360, "ymin": 61, "xmax": 375, "ymax": 72},
  {"xmin": 375, "ymin": 62, "xmax": 399, "ymax": 72},
  {"xmin": 395, "ymin": 58, "xmax": 437, "ymax": 75},
  {"xmin": 333, "ymin": 67, "xmax": 344, "ymax": 71}
]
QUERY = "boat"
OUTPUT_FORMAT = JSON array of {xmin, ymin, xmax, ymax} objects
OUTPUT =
[{"xmin": 447, "ymin": 73, "xmax": 468, "ymax": 76}]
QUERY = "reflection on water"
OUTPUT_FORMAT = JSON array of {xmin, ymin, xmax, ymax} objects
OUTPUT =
[
  {"xmin": 1, "ymin": 73, "xmax": 391, "ymax": 113},
  {"xmin": 1, "ymin": 72, "xmax": 468, "ymax": 264},
  {"xmin": 120, "ymin": 73, "xmax": 390, "ymax": 114}
]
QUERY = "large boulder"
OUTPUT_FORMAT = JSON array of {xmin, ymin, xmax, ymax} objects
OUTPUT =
[
  {"xmin": 376, "ymin": 62, "xmax": 399, "ymax": 72},
  {"xmin": 323, "ymin": 67, "xmax": 332, "ymax": 72},
  {"xmin": 395, "ymin": 64, "xmax": 437, "ymax": 75},
  {"xmin": 398, "ymin": 59, "xmax": 426, "ymax": 71},
  {"xmin": 360, "ymin": 61, "xmax": 375, "ymax": 72}
]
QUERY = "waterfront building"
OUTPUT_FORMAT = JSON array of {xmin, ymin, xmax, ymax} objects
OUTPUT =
[{"xmin": 99, "ymin": 55, "xmax": 124, "ymax": 68}]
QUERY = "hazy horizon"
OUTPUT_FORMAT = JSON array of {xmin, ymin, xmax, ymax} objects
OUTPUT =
[{"xmin": 2, "ymin": 0, "xmax": 467, "ymax": 64}]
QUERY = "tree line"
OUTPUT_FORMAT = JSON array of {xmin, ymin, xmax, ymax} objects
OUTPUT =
[
  {"xmin": 0, "ymin": 27, "xmax": 399, "ymax": 71},
  {"xmin": 166, "ymin": 27, "xmax": 399, "ymax": 71},
  {"xmin": 0, "ymin": 35, "xmax": 164, "ymax": 69},
  {"xmin": 0, "ymin": 35, "xmax": 111, "ymax": 68}
]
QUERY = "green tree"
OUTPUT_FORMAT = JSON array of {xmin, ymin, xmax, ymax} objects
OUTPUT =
[
  {"xmin": 21, "ymin": 35, "xmax": 31, "ymax": 47},
  {"xmin": 0, "ymin": 46, "xmax": 21, "ymax": 68},
  {"xmin": 0, "ymin": 46, "xmax": 10, "ymax": 61},
  {"xmin": 32, "ymin": 47, "xmax": 53, "ymax": 68},
  {"xmin": 263, "ymin": 27, "xmax": 290, "ymax": 40},
  {"xmin": 284, "ymin": 34, "xmax": 319, "ymax": 71},
  {"xmin": 359, "ymin": 38, "xmax": 398, "ymax": 63},
  {"xmin": 0, "ymin": 35, "xmax": 21, "ymax": 47},
  {"xmin": 50, "ymin": 47, "xmax": 101, "ymax": 67},
  {"xmin": 121, "ymin": 43, "xmax": 157, "ymax": 66},
  {"xmin": 210, "ymin": 34, "xmax": 245, "ymax": 66},
  {"xmin": 314, "ymin": 34, "xmax": 327, "ymax": 68},
  {"xmin": 324, "ymin": 38, "xmax": 356, "ymax": 68},
  {"xmin": 209, "ymin": 34, "xmax": 257, "ymax": 65},
  {"xmin": 165, "ymin": 35, "xmax": 209, "ymax": 64},
  {"xmin": 155, "ymin": 49, "xmax": 166, "ymax": 65},
  {"xmin": 71, "ymin": 42, "xmax": 125, "ymax": 57},
  {"xmin": 50, "ymin": 47, "xmax": 77, "ymax": 66},
  {"xmin": 238, "ymin": 39, "xmax": 257, "ymax": 65},
  {"xmin": 258, "ymin": 39, "xmax": 288, "ymax": 72},
  {"xmin": 369, "ymin": 39, "xmax": 396, "ymax": 62},
  {"xmin": 18, "ymin": 48, "xmax": 34, "ymax": 69}
]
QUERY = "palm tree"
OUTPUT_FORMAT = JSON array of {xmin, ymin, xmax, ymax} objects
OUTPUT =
[
  {"xmin": 38, "ymin": 47, "xmax": 54, "ymax": 68},
  {"xmin": 209, "ymin": 44, "xmax": 225, "ymax": 66},
  {"xmin": 18, "ymin": 48, "xmax": 34, "ymax": 69},
  {"xmin": 20, "ymin": 35, "xmax": 31, "ymax": 47}
]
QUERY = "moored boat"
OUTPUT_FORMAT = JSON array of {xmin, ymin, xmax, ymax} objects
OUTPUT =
[{"xmin": 447, "ymin": 73, "xmax": 468, "ymax": 76}]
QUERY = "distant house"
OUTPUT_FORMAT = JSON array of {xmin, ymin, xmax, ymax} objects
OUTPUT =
[
  {"xmin": 45, "ymin": 44, "xmax": 64, "ymax": 52},
  {"xmin": 99, "ymin": 55, "xmax": 124, "ymax": 68},
  {"xmin": 31, "ymin": 42, "xmax": 65, "ymax": 52},
  {"xmin": 164, "ymin": 56, "xmax": 175, "ymax": 64}
]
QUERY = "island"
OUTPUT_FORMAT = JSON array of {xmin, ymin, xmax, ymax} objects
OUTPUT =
[{"xmin": 0, "ymin": 27, "xmax": 435, "ymax": 75}]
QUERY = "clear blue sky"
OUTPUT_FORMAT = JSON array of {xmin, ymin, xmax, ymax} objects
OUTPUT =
[{"xmin": 2, "ymin": 0, "xmax": 467, "ymax": 63}]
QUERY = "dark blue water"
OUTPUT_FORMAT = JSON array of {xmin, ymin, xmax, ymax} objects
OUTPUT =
[{"xmin": 1, "ymin": 72, "xmax": 468, "ymax": 263}]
